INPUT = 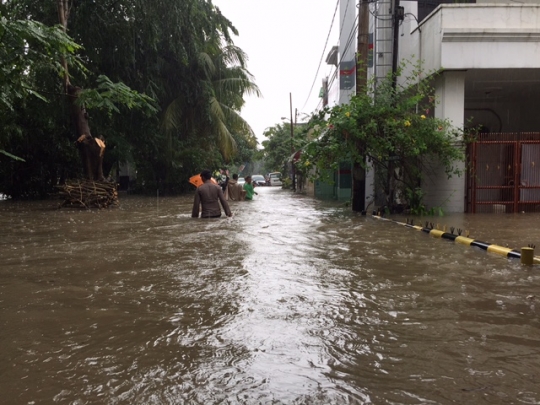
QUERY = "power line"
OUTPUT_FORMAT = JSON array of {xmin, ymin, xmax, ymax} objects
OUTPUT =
[
  {"xmin": 306, "ymin": 5, "xmax": 359, "ymax": 114},
  {"xmin": 337, "ymin": 0, "xmax": 352, "ymax": 46},
  {"xmin": 319, "ymin": 14, "xmax": 359, "ymax": 111},
  {"xmin": 339, "ymin": 14, "xmax": 359, "ymax": 65},
  {"xmin": 300, "ymin": 0, "xmax": 340, "ymax": 112}
]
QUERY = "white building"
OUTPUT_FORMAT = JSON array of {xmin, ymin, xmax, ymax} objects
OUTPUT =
[
  {"xmin": 322, "ymin": 0, "xmax": 540, "ymax": 212},
  {"xmin": 398, "ymin": 0, "xmax": 540, "ymax": 212}
]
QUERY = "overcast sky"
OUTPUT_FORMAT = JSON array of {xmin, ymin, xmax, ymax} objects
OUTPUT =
[{"xmin": 212, "ymin": 0, "xmax": 339, "ymax": 145}]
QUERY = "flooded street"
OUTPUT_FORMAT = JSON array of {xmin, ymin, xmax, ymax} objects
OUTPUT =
[{"xmin": 1, "ymin": 187, "xmax": 539, "ymax": 404}]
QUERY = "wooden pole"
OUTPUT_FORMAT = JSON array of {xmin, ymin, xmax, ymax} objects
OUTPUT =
[
  {"xmin": 352, "ymin": 0, "xmax": 370, "ymax": 213},
  {"xmin": 290, "ymin": 92, "xmax": 296, "ymax": 191}
]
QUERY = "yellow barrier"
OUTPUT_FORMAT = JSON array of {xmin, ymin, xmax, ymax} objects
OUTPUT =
[
  {"xmin": 455, "ymin": 236, "xmax": 474, "ymax": 246},
  {"xmin": 372, "ymin": 215, "xmax": 539, "ymax": 265}
]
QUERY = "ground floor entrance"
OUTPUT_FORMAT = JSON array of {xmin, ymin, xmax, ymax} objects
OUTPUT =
[{"xmin": 467, "ymin": 132, "xmax": 540, "ymax": 213}]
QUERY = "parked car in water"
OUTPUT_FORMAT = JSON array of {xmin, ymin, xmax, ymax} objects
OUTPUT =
[
  {"xmin": 252, "ymin": 175, "xmax": 266, "ymax": 187},
  {"xmin": 238, "ymin": 177, "xmax": 245, "ymax": 186},
  {"xmin": 267, "ymin": 172, "xmax": 282, "ymax": 187}
]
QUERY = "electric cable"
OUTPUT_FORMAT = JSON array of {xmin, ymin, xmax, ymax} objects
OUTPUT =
[
  {"xmin": 337, "ymin": 0, "xmax": 352, "ymax": 48},
  {"xmin": 317, "ymin": 13, "xmax": 359, "ymax": 112},
  {"xmin": 300, "ymin": 0, "xmax": 340, "ymax": 112}
]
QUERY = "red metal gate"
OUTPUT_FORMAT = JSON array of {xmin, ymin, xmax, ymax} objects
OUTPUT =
[{"xmin": 467, "ymin": 133, "xmax": 540, "ymax": 213}]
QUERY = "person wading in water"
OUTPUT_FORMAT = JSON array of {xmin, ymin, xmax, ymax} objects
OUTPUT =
[
  {"xmin": 243, "ymin": 175, "xmax": 258, "ymax": 201},
  {"xmin": 227, "ymin": 173, "xmax": 246, "ymax": 201},
  {"xmin": 192, "ymin": 169, "xmax": 233, "ymax": 218}
]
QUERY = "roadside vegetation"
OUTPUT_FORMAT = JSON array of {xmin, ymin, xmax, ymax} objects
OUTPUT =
[
  {"xmin": 0, "ymin": 0, "xmax": 259, "ymax": 199},
  {"xmin": 259, "ymin": 122, "xmax": 313, "ymax": 178},
  {"xmin": 296, "ymin": 67, "xmax": 471, "ymax": 214}
]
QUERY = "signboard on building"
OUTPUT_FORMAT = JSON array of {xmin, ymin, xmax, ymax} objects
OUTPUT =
[{"xmin": 339, "ymin": 60, "xmax": 356, "ymax": 90}]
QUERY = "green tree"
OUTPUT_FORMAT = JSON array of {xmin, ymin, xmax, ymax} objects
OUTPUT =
[
  {"xmin": 0, "ymin": 0, "xmax": 259, "ymax": 197},
  {"xmin": 261, "ymin": 122, "xmax": 309, "ymax": 177},
  {"xmin": 163, "ymin": 43, "xmax": 260, "ymax": 162},
  {"xmin": 300, "ymin": 69, "xmax": 467, "ymax": 213},
  {"xmin": 0, "ymin": 4, "xmax": 81, "ymax": 162}
]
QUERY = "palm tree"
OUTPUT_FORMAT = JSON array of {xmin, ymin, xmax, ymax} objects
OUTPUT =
[{"xmin": 163, "ymin": 41, "xmax": 261, "ymax": 161}]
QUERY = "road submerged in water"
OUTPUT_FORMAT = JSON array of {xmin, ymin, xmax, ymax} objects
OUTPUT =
[{"xmin": 1, "ymin": 187, "xmax": 539, "ymax": 404}]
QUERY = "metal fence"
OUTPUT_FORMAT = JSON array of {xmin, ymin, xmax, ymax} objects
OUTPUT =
[{"xmin": 467, "ymin": 133, "xmax": 540, "ymax": 213}]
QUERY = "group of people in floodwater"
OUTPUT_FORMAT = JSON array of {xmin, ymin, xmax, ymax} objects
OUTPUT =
[{"xmin": 192, "ymin": 169, "xmax": 258, "ymax": 218}]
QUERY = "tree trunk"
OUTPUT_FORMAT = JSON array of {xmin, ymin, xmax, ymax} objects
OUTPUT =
[
  {"xmin": 67, "ymin": 85, "xmax": 105, "ymax": 181},
  {"xmin": 58, "ymin": 0, "xmax": 105, "ymax": 181}
]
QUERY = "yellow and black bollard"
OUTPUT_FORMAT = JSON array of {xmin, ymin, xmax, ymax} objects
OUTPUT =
[
  {"xmin": 372, "ymin": 215, "xmax": 540, "ymax": 264},
  {"xmin": 521, "ymin": 247, "xmax": 534, "ymax": 266}
]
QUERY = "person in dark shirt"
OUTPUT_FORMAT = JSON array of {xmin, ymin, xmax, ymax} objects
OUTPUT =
[{"xmin": 192, "ymin": 169, "xmax": 232, "ymax": 218}]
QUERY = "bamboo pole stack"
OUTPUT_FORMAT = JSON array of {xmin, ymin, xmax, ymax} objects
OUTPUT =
[{"xmin": 57, "ymin": 179, "xmax": 119, "ymax": 209}]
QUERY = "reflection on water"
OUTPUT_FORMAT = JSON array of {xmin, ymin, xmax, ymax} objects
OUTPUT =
[{"xmin": 1, "ymin": 189, "xmax": 539, "ymax": 404}]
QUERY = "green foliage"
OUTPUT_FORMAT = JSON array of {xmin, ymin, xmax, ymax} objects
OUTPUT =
[
  {"xmin": 261, "ymin": 124, "xmax": 292, "ymax": 176},
  {"xmin": 261, "ymin": 121, "xmax": 311, "ymax": 177},
  {"xmin": 299, "ymin": 66, "xmax": 468, "ymax": 212},
  {"xmin": 0, "ymin": 7, "xmax": 80, "ymax": 182},
  {"xmin": 0, "ymin": 0, "xmax": 260, "ymax": 197},
  {"xmin": 76, "ymin": 76, "xmax": 158, "ymax": 117},
  {"xmin": 281, "ymin": 177, "xmax": 292, "ymax": 189},
  {"xmin": 405, "ymin": 187, "xmax": 443, "ymax": 216},
  {"xmin": 0, "ymin": 16, "xmax": 82, "ymax": 111},
  {"xmin": 162, "ymin": 43, "xmax": 260, "ymax": 162}
]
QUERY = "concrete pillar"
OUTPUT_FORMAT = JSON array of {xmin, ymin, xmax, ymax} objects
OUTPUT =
[
  {"xmin": 423, "ymin": 71, "xmax": 467, "ymax": 213},
  {"xmin": 434, "ymin": 71, "xmax": 466, "ymax": 127}
]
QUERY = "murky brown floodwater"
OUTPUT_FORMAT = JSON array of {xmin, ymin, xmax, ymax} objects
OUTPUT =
[{"xmin": 1, "ymin": 187, "xmax": 539, "ymax": 404}]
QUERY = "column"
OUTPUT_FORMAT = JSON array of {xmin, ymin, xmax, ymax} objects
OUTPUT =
[{"xmin": 423, "ymin": 70, "xmax": 467, "ymax": 213}]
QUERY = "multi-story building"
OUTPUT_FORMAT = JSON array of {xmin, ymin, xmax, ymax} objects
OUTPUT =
[{"xmin": 319, "ymin": 0, "xmax": 540, "ymax": 213}]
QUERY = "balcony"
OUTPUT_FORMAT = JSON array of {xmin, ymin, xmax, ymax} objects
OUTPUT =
[{"xmin": 400, "ymin": 3, "xmax": 540, "ymax": 73}]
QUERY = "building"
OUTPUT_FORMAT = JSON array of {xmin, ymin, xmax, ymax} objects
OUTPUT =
[
  {"xmin": 398, "ymin": 0, "xmax": 540, "ymax": 212},
  {"xmin": 307, "ymin": 0, "xmax": 359, "ymax": 202},
  {"xmin": 314, "ymin": 0, "xmax": 540, "ymax": 212}
]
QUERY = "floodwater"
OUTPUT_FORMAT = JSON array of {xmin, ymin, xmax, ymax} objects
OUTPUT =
[{"xmin": 1, "ymin": 187, "xmax": 539, "ymax": 404}]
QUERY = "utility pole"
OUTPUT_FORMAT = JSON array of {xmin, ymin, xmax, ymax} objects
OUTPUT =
[
  {"xmin": 391, "ymin": 0, "xmax": 403, "ymax": 89},
  {"xmin": 386, "ymin": 0, "xmax": 404, "ymax": 208},
  {"xmin": 289, "ymin": 92, "xmax": 296, "ymax": 191},
  {"xmin": 351, "ymin": 0, "xmax": 370, "ymax": 213},
  {"xmin": 356, "ymin": 0, "xmax": 370, "ymax": 92}
]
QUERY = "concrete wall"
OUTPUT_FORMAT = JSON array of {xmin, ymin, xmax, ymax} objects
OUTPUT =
[
  {"xmin": 422, "ymin": 71, "xmax": 466, "ymax": 212},
  {"xmin": 477, "ymin": 0, "xmax": 540, "ymax": 4},
  {"xmin": 339, "ymin": 0, "xmax": 357, "ymax": 105},
  {"xmin": 421, "ymin": 157, "xmax": 466, "ymax": 213},
  {"xmin": 395, "ymin": 3, "xmax": 540, "ymax": 212},
  {"xmin": 402, "ymin": 4, "xmax": 540, "ymax": 75}
]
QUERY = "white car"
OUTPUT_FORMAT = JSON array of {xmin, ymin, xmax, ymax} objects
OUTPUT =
[
  {"xmin": 238, "ymin": 177, "xmax": 245, "ymax": 186},
  {"xmin": 252, "ymin": 175, "xmax": 266, "ymax": 187},
  {"xmin": 268, "ymin": 172, "xmax": 282, "ymax": 186}
]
